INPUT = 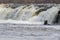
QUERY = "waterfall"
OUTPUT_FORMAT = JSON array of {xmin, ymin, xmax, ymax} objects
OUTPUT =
[
  {"xmin": 28, "ymin": 7, "xmax": 59, "ymax": 24},
  {"xmin": 16, "ymin": 5, "xmax": 39, "ymax": 21},
  {"xmin": 0, "ymin": 4, "xmax": 59, "ymax": 24},
  {"xmin": 0, "ymin": 7, "xmax": 13, "ymax": 20},
  {"xmin": 5, "ymin": 5, "xmax": 26, "ymax": 20}
]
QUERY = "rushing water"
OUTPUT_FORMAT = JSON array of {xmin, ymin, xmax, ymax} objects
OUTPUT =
[
  {"xmin": 0, "ymin": 4, "xmax": 60, "ymax": 40},
  {"xmin": 28, "ymin": 7, "xmax": 59, "ymax": 24},
  {"xmin": 0, "ymin": 23, "xmax": 60, "ymax": 40},
  {"xmin": 0, "ymin": 4, "xmax": 59, "ymax": 25}
]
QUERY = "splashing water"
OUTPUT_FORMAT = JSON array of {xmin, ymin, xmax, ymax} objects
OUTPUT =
[
  {"xmin": 28, "ymin": 7, "xmax": 59, "ymax": 24},
  {"xmin": 0, "ymin": 4, "xmax": 59, "ymax": 25}
]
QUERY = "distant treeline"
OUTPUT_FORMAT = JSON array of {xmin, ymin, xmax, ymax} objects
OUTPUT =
[{"xmin": 0, "ymin": 0, "xmax": 60, "ymax": 4}]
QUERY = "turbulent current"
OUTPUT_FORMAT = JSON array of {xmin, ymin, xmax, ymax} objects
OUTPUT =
[
  {"xmin": 0, "ymin": 4, "xmax": 60, "ymax": 40},
  {"xmin": 0, "ymin": 4, "xmax": 59, "ymax": 25}
]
